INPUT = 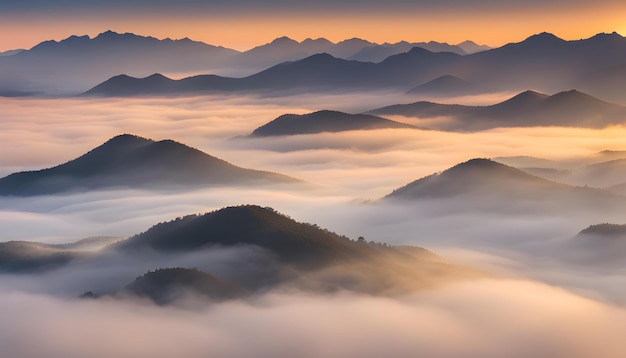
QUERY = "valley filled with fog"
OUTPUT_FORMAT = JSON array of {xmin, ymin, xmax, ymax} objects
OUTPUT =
[{"xmin": 1, "ymin": 90, "xmax": 626, "ymax": 357}]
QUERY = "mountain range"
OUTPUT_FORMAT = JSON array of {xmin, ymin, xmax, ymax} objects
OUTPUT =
[
  {"xmin": 81, "ymin": 32, "xmax": 626, "ymax": 102},
  {"xmin": 0, "ymin": 134, "xmax": 298, "ymax": 196},
  {"xmin": 248, "ymin": 110, "xmax": 417, "ymax": 137},
  {"xmin": 369, "ymin": 90, "xmax": 626, "ymax": 131},
  {"xmin": 0, "ymin": 31, "xmax": 488, "ymax": 95}
]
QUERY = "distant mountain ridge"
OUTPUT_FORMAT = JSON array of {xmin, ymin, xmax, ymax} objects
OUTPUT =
[
  {"xmin": 249, "ymin": 110, "xmax": 417, "ymax": 137},
  {"xmin": 0, "ymin": 134, "xmax": 298, "ymax": 196},
  {"xmin": 370, "ymin": 90, "xmax": 626, "ymax": 131},
  {"xmin": 82, "ymin": 31, "xmax": 626, "ymax": 101},
  {"xmin": 0, "ymin": 31, "xmax": 487, "ymax": 96}
]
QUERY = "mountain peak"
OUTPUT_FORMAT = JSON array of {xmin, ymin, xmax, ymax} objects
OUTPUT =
[
  {"xmin": 525, "ymin": 32, "xmax": 565, "ymax": 43},
  {"xmin": 271, "ymin": 36, "xmax": 298, "ymax": 45}
]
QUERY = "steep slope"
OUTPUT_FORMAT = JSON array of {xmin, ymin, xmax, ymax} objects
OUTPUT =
[
  {"xmin": 249, "ymin": 110, "xmax": 417, "ymax": 137},
  {"xmin": 0, "ymin": 134, "xmax": 297, "ymax": 196}
]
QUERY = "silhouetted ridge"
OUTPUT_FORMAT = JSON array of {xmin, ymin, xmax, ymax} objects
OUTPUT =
[
  {"xmin": 0, "ymin": 134, "xmax": 297, "ymax": 196},
  {"xmin": 250, "ymin": 110, "xmax": 416, "ymax": 136}
]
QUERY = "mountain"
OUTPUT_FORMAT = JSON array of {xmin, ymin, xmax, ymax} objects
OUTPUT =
[
  {"xmin": 113, "ymin": 205, "xmax": 375, "ymax": 267},
  {"xmin": 233, "ymin": 37, "xmax": 467, "ymax": 70},
  {"xmin": 0, "ymin": 241, "xmax": 85, "ymax": 272},
  {"xmin": 369, "ymin": 90, "xmax": 626, "ymax": 131},
  {"xmin": 120, "ymin": 268, "xmax": 247, "ymax": 305},
  {"xmin": 385, "ymin": 158, "xmax": 567, "ymax": 199},
  {"xmin": 230, "ymin": 36, "xmax": 336, "ymax": 71},
  {"xmin": 521, "ymin": 158, "xmax": 626, "ymax": 190},
  {"xmin": 6, "ymin": 31, "xmax": 626, "ymax": 99},
  {"xmin": 109, "ymin": 205, "xmax": 479, "ymax": 296},
  {"xmin": 0, "ymin": 134, "xmax": 298, "ymax": 196},
  {"xmin": 248, "ymin": 110, "xmax": 417, "ymax": 137},
  {"xmin": 348, "ymin": 41, "xmax": 467, "ymax": 62},
  {"xmin": 456, "ymin": 40, "xmax": 491, "ymax": 54},
  {"xmin": 0, "ymin": 30, "xmax": 239, "ymax": 95},
  {"xmin": 383, "ymin": 158, "xmax": 623, "ymax": 211},
  {"xmin": 85, "ymin": 48, "xmax": 461, "ymax": 96},
  {"xmin": 561, "ymin": 223, "xmax": 626, "ymax": 265},
  {"xmin": 0, "ymin": 49, "xmax": 23, "ymax": 56},
  {"xmin": 406, "ymin": 75, "xmax": 477, "ymax": 96}
]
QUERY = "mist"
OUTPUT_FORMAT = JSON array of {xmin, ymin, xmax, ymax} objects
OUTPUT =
[
  {"xmin": 2, "ymin": 93, "xmax": 626, "ymax": 356},
  {"xmin": 0, "ymin": 279, "xmax": 625, "ymax": 358}
]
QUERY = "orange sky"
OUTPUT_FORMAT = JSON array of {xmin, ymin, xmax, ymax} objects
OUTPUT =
[{"xmin": 1, "ymin": 3, "xmax": 625, "ymax": 51}]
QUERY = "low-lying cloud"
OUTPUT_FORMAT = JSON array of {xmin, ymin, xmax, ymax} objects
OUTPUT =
[{"xmin": 0, "ymin": 278, "xmax": 624, "ymax": 358}]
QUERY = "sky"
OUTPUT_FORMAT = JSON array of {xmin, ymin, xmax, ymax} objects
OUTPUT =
[{"xmin": 1, "ymin": 0, "xmax": 625, "ymax": 51}]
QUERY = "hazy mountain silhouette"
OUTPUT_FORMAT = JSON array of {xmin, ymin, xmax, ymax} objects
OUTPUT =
[
  {"xmin": 0, "ymin": 134, "xmax": 298, "ymax": 196},
  {"xmin": 83, "ymin": 31, "xmax": 626, "ymax": 101},
  {"xmin": 85, "ymin": 47, "xmax": 464, "ymax": 96},
  {"xmin": 456, "ymin": 40, "xmax": 491, "ymax": 54},
  {"xmin": 348, "ymin": 41, "xmax": 466, "ymax": 62},
  {"xmin": 560, "ymin": 223, "xmax": 626, "ymax": 265},
  {"xmin": 0, "ymin": 241, "xmax": 87, "ymax": 273},
  {"xmin": 406, "ymin": 75, "xmax": 477, "ymax": 96},
  {"xmin": 249, "ymin": 110, "xmax": 417, "ymax": 137},
  {"xmin": 370, "ymin": 90, "xmax": 626, "ymax": 131},
  {"xmin": 0, "ymin": 30, "xmax": 239, "ymax": 95},
  {"xmin": 232, "ymin": 37, "xmax": 467, "ymax": 70},
  {"xmin": 383, "ymin": 158, "xmax": 623, "ymax": 211},
  {"xmin": 521, "ymin": 158, "xmax": 626, "ymax": 190},
  {"xmin": 120, "ymin": 268, "xmax": 247, "ymax": 305},
  {"xmin": 5, "ymin": 31, "xmax": 626, "ymax": 99}
]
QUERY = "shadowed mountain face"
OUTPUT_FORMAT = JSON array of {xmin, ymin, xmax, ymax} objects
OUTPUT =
[
  {"xmin": 120, "ymin": 268, "xmax": 247, "ymax": 305},
  {"xmin": 370, "ymin": 90, "xmax": 626, "ymax": 131},
  {"xmin": 249, "ymin": 110, "xmax": 417, "ymax": 137},
  {"xmin": 0, "ymin": 134, "xmax": 298, "ymax": 196},
  {"xmin": 383, "ymin": 158, "xmax": 623, "ymax": 212}
]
